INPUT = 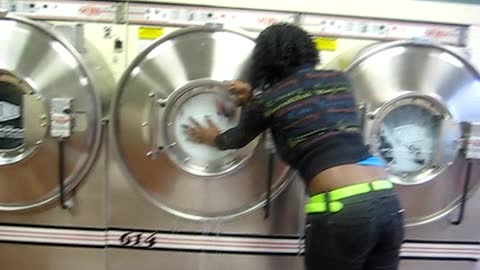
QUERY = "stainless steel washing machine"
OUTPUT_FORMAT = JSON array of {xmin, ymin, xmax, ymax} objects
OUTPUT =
[
  {"xmin": 107, "ymin": 24, "xmax": 305, "ymax": 270},
  {"xmin": 0, "ymin": 13, "xmax": 115, "ymax": 270},
  {"xmin": 345, "ymin": 40, "xmax": 480, "ymax": 269}
]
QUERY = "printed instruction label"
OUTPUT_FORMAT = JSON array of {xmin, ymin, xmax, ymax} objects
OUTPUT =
[
  {"xmin": 50, "ymin": 113, "xmax": 71, "ymax": 138},
  {"xmin": 466, "ymin": 124, "xmax": 480, "ymax": 159}
]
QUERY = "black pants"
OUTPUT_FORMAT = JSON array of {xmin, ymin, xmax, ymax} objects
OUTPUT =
[{"xmin": 304, "ymin": 189, "xmax": 404, "ymax": 270}]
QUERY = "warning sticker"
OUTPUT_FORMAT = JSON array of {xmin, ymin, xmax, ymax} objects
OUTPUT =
[
  {"xmin": 50, "ymin": 113, "xmax": 71, "ymax": 138},
  {"xmin": 466, "ymin": 124, "xmax": 480, "ymax": 159},
  {"xmin": 313, "ymin": 37, "xmax": 337, "ymax": 51},
  {"xmin": 138, "ymin": 27, "xmax": 164, "ymax": 40}
]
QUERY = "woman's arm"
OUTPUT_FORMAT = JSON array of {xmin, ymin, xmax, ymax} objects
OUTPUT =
[
  {"xmin": 214, "ymin": 98, "xmax": 268, "ymax": 150},
  {"xmin": 186, "ymin": 81, "xmax": 268, "ymax": 149}
]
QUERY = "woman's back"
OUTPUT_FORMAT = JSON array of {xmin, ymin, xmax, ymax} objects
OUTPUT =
[{"xmin": 261, "ymin": 67, "xmax": 371, "ymax": 184}]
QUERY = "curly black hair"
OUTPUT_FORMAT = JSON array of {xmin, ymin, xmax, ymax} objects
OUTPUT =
[{"xmin": 248, "ymin": 23, "xmax": 319, "ymax": 89}]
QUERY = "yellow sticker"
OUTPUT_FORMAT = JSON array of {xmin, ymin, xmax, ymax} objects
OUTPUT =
[
  {"xmin": 138, "ymin": 27, "xmax": 164, "ymax": 40},
  {"xmin": 313, "ymin": 37, "xmax": 337, "ymax": 51}
]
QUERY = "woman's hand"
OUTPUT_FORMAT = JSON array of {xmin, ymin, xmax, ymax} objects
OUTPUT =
[
  {"xmin": 184, "ymin": 117, "xmax": 220, "ymax": 147},
  {"xmin": 225, "ymin": 80, "xmax": 252, "ymax": 106}
]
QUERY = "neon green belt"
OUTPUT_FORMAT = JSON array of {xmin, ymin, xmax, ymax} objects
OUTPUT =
[{"xmin": 305, "ymin": 180, "xmax": 393, "ymax": 214}]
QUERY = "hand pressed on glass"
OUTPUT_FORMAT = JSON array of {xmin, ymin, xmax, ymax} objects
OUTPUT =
[{"xmin": 183, "ymin": 116, "xmax": 220, "ymax": 147}]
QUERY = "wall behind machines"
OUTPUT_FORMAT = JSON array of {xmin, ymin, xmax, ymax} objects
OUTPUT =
[{"xmin": 0, "ymin": 1, "xmax": 479, "ymax": 270}]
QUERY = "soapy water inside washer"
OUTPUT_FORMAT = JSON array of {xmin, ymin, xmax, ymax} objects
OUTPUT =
[
  {"xmin": 377, "ymin": 105, "xmax": 439, "ymax": 176},
  {"xmin": 174, "ymin": 92, "xmax": 237, "ymax": 162},
  {"xmin": 0, "ymin": 81, "xmax": 24, "ymax": 150}
]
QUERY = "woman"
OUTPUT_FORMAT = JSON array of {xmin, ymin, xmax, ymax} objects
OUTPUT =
[{"xmin": 186, "ymin": 23, "xmax": 404, "ymax": 270}]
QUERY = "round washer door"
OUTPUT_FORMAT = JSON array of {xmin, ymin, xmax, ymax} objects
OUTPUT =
[
  {"xmin": 346, "ymin": 41, "xmax": 480, "ymax": 226},
  {"xmin": 0, "ymin": 15, "xmax": 102, "ymax": 211},
  {"xmin": 112, "ymin": 25, "xmax": 294, "ymax": 221}
]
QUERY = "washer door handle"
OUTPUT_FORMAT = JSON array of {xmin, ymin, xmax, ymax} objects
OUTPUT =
[
  {"xmin": 147, "ymin": 91, "xmax": 166, "ymax": 160},
  {"xmin": 450, "ymin": 159, "xmax": 472, "ymax": 225},
  {"xmin": 451, "ymin": 122, "xmax": 480, "ymax": 225}
]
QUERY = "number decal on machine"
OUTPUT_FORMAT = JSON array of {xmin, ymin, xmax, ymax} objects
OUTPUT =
[{"xmin": 119, "ymin": 231, "xmax": 157, "ymax": 248}]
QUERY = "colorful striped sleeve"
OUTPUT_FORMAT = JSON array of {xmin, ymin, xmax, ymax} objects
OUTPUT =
[{"xmin": 214, "ymin": 97, "xmax": 268, "ymax": 150}]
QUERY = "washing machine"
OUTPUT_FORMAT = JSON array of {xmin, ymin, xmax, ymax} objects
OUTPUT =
[
  {"xmin": 0, "ymin": 13, "xmax": 115, "ymax": 270},
  {"xmin": 340, "ymin": 40, "xmax": 480, "ymax": 270},
  {"xmin": 107, "ymin": 24, "xmax": 305, "ymax": 270}
]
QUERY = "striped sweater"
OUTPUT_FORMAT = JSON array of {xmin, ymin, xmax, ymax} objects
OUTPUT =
[{"xmin": 215, "ymin": 66, "xmax": 372, "ymax": 183}]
